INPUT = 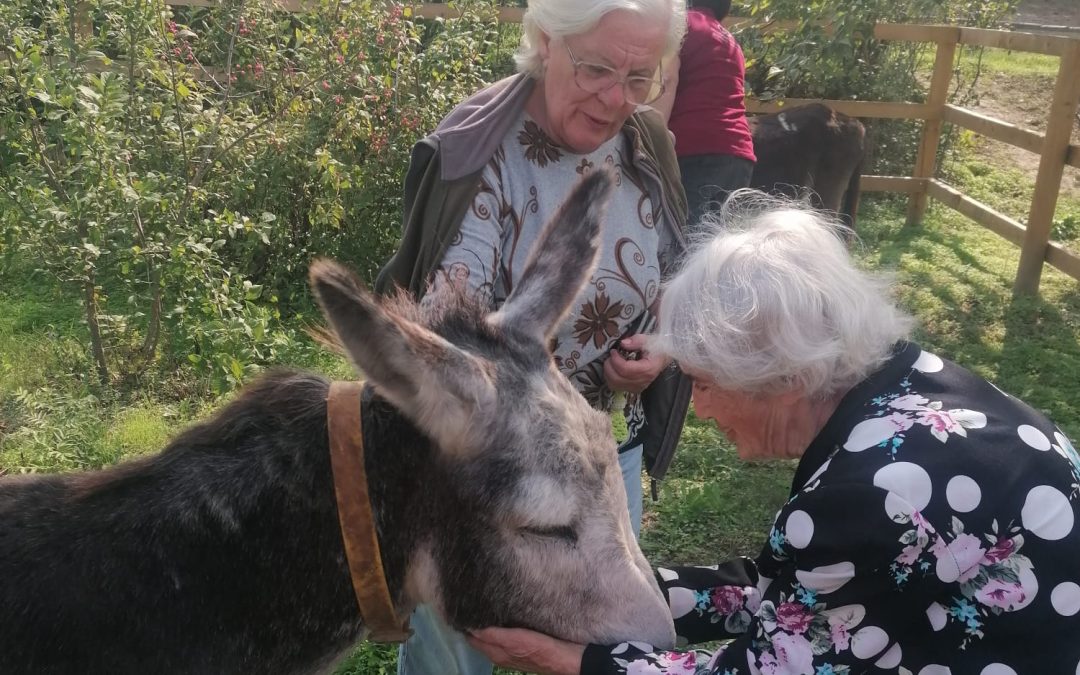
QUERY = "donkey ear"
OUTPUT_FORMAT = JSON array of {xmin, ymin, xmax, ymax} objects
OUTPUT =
[
  {"xmin": 490, "ymin": 169, "xmax": 614, "ymax": 340},
  {"xmin": 309, "ymin": 260, "xmax": 495, "ymax": 454}
]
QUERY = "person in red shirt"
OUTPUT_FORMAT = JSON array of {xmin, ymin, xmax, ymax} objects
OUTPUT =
[{"xmin": 656, "ymin": 0, "xmax": 755, "ymax": 230}]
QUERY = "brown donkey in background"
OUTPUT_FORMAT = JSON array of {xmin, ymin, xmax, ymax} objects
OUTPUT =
[{"xmin": 750, "ymin": 102, "xmax": 867, "ymax": 232}]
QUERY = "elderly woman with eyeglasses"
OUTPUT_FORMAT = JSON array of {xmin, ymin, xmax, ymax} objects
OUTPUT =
[
  {"xmin": 375, "ymin": 1, "xmax": 691, "ymax": 674},
  {"xmin": 467, "ymin": 195, "xmax": 1080, "ymax": 674}
]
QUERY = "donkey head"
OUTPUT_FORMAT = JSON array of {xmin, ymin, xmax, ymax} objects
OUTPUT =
[{"xmin": 310, "ymin": 171, "xmax": 675, "ymax": 648}]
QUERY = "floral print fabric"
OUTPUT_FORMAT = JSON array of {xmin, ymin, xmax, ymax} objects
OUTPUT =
[
  {"xmin": 582, "ymin": 342, "xmax": 1080, "ymax": 674},
  {"xmin": 431, "ymin": 111, "xmax": 661, "ymax": 435}
]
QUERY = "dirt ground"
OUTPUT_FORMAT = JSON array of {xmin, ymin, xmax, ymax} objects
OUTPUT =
[
  {"xmin": 1012, "ymin": 0, "xmax": 1080, "ymax": 27},
  {"xmin": 963, "ymin": 0, "xmax": 1080, "ymax": 199},
  {"xmin": 966, "ymin": 71, "xmax": 1080, "ymax": 199}
]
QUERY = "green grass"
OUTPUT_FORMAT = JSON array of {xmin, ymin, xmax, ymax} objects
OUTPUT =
[
  {"xmin": 641, "ymin": 413, "xmax": 794, "ymax": 566},
  {"xmin": 857, "ymin": 196, "xmax": 1080, "ymax": 436},
  {"xmin": 0, "ymin": 271, "xmax": 108, "ymax": 472},
  {"xmin": 0, "ymin": 266, "xmax": 351, "ymax": 473},
  {"xmin": 918, "ymin": 44, "xmax": 1063, "ymax": 79},
  {"xmin": 958, "ymin": 46, "xmax": 1063, "ymax": 78},
  {"xmin": 0, "ymin": 277, "xmax": 87, "ymax": 394},
  {"xmin": 334, "ymin": 643, "xmax": 399, "ymax": 674},
  {"xmin": 942, "ymin": 154, "xmax": 1080, "ymax": 229},
  {"xmin": 103, "ymin": 404, "xmax": 178, "ymax": 458}
]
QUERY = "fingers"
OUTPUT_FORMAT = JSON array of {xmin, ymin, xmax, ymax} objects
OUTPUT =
[
  {"xmin": 617, "ymin": 333, "xmax": 648, "ymax": 351},
  {"xmin": 468, "ymin": 627, "xmax": 516, "ymax": 650},
  {"xmin": 606, "ymin": 333, "xmax": 670, "ymax": 394},
  {"xmin": 467, "ymin": 627, "xmax": 537, "ymax": 660},
  {"xmin": 467, "ymin": 628, "xmax": 586, "ymax": 675},
  {"xmin": 466, "ymin": 628, "xmax": 544, "ymax": 670},
  {"xmin": 608, "ymin": 349, "xmax": 669, "ymax": 379},
  {"xmin": 603, "ymin": 354, "xmax": 637, "ymax": 393},
  {"xmin": 465, "ymin": 631, "xmax": 507, "ymax": 662}
]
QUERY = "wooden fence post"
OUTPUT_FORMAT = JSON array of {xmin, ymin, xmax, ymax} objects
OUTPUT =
[
  {"xmin": 1013, "ymin": 41, "xmax": 1080, "ymax": 296},
  {"xmin": 906, "ymin": 30, "xmax": 959, "ymax": 226}
]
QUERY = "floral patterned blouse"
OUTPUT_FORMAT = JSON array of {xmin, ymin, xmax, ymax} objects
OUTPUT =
[
  {"xmin": 431, "ymin": 110, "xmax": 662, "ymax": 436},
  {"xmin": 582, "ymin": 342, "xmax": 1080, "ymax": 674}
]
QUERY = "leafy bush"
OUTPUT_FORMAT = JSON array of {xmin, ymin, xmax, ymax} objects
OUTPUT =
[
  {"xmin": 1, "ymin": 0, "xmax": 504, "ymax": 392},
  {"xmin": 1, "ymin": 0, "xmax": 1021, "ymax": 395},
  {"xmin": 0, "ymin": 387, "xmax": 114, "ymax": 472},
  {"xmin": 734, "ymin": 0, "xmax": 1019, "ymax": 175}
]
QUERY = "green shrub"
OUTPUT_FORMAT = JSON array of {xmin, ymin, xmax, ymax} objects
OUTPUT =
[
  {"xmin": 1, "ymin": 0, "xmax": 504, "ymax": 393},
  {"xmin": 0, "ymin": 387, "xmax": 114, "ymax": 472},
  {"xmin": 1, "ymin": 0, "xmax": 1021, "ymax": 396},
  {"xmin": 735, "ymin": 0, "xmax": 1018, "ymax": 175}
]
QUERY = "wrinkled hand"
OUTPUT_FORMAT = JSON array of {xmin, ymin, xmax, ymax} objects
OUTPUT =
[
  {"xmin": 466, "ymin": 627, "xmax": 585, "ymax": 675},
  {"xmin": 604, "ymin": 334, "xmax": 671, "ymax": 395}
]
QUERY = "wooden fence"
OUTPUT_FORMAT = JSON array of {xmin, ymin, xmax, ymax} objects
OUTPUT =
[{"xmin": 150, "ymin": 3, "xmax": 1080, "ymax": 294}]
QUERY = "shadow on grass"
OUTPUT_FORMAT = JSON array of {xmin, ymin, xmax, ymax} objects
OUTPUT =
[
  {"xmin": 861, "ymin": 199, "xmax": 1080, "ymax": 436},
  {"xmin": 641, "ymin": 411, "xmax": 795, "ymax": 567}
]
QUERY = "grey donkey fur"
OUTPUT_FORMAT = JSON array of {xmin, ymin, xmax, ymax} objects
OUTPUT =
[{"xmin": 0, "ymin": 169, "xmax": 676, "ymax": 675}]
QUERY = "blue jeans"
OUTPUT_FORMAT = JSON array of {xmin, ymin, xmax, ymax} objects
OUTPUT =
[
  {"xmin": 396, "ymin": 446, "xmax": 644, "ymax": 675},
  {"xmin": 621, "ymin": 444, "xmax": 643, "ymax": 540},
  {"xmin": 678, "ymin": 154, "xmax": 755, "ymax": 235}
]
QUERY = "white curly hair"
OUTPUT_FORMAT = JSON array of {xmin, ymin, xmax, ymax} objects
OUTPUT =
[
  {"xmin": 652, "ymin": 190, "xmax": 915, "ymax": 397},
  {"xmin": 514, "ymin": 0, "xmax": 687, "ymax": 78}
]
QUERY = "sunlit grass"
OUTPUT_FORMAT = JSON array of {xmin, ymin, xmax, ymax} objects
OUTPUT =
[
  {"xmin": 917, "ymin": 44, "xmax": 1064, "ymax": 79},
  {"xmin": 940, "ymin": 153, "xmax": 1080, "ymax": 244},
  {"xmin": 959, "ymin": 45, "xmax": 1063, "ymax": 78},
  {"xmin": 104, "ymin": 404, "xmax": 176, "ymax": 458}
]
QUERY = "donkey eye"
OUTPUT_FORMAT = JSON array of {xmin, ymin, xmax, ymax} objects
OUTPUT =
[{"xmin": 521, "ymin": 524, "xmax": 578, "ymax": 543}]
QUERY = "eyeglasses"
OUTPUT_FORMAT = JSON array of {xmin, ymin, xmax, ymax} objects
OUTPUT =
[{"xmin": 563, "ymin": 43, "xmax": 665, "ymax": 106}]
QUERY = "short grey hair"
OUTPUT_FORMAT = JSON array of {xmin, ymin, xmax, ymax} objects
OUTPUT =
[
  {"xmin": 515, "ymin": 0, "xmax": 687, "ymax": 78},
  {"xmin": 652, "ymin": 191, "xmax": 914, "ymax": 397}
]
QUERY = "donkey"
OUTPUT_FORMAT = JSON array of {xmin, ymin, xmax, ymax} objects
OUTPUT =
[
  {"xmin": 750, "ymin": 103, "xmax": 866, "ymax": 232},
  {"xmin": 0, "ymin": 170, "xmax": 675, "ymax": 675}
]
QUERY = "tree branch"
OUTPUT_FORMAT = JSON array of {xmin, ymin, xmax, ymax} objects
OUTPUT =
[
  {"xmin": 178, "ymin": 0, "xmax": 245, "ymax": 218},
  {"xmin": 3, "ymin": 51, "xmax": 70, "ymax": 202},
  {"xmin": 185, "ymin": 60, "xmax": 349, "ymax": 202},
  {"xmin": 157, "ymin": 14, "xmax": 191, "ymax": 192}
]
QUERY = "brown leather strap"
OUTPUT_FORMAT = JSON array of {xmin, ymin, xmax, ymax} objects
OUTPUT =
[{"xmin": 327, "ymin": 381, "xmax": 412, "ymax": 643}]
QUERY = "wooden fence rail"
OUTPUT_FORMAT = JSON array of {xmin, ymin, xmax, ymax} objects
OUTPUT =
[
  {"xmin": 736, "ymin": 20, "xmax": 1080, "ymax": 295},
  {"xmin": 120, "ymin": 3, "xmax": 1080, "ymax": 294}
]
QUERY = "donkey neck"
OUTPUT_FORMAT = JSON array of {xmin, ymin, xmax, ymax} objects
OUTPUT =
[{"xmin": 359, "ymin": 387, "xmax": 444, "ymax": 617}]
